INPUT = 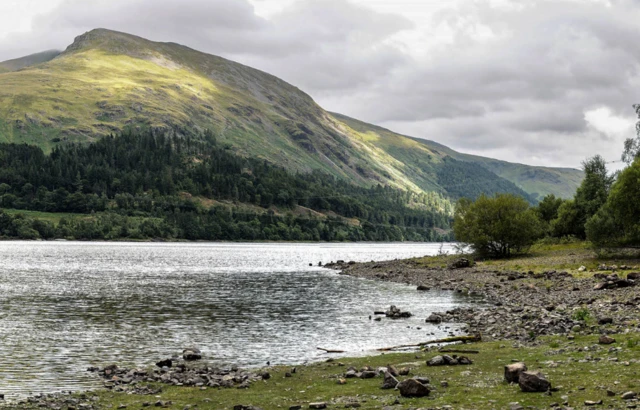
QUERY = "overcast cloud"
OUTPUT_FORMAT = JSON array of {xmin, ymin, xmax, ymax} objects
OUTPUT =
[{"xmin": 0, "ymin": 0, "xmax": 638, "ymax": 169}]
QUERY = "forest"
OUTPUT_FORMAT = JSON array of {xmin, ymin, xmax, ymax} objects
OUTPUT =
[{"xmin": 0, "ymin": 129, "xmax": 455, "ymax": 241}]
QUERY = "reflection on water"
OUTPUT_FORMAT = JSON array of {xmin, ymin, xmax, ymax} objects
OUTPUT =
[{"xmin": 0, "ymin": 241, "xmax": 477, "ymax": 399}]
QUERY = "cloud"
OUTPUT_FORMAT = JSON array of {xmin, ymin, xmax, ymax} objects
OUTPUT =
[{"xmin": 1, "ymin": 0, "xmax": 639, "ymax": 168}]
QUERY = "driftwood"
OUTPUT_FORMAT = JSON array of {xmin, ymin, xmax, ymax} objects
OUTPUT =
[
  {"xmin": 376, "ymin": 334, "xmax": 481, "ymax": 352},
  {"xmin": 438, "ymin": 348, "xmax": 480, "ymax": 354},
  {"xmin": 317, "ymin": 347, "xmax": 346, "ymax": 354}
]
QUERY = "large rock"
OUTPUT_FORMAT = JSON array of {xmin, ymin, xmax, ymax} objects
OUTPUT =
[
  {"xmin": 425, "ymin": 313, "xmax": 443, "ymax": 324},
  {"xmin": 599, "ymin": 335, "xmax": 616, "ymax": 345},
  {"xmin": 309, "ymin": 403, "xmax": 327, "ymax": 409},
  {"xmin": 155, "ymin": 358, "xmax": 172, "ymax": 368},
  {"xmin": 518, "ymin": 371, "xmax": 551, "ymax": 392},
  {"xmin": 381, "ymin": 372, "xmax": 398, "ymax": 389},
  {"xmin": 359, "ymin": 370, "xmax": 377, "ymax": 379},
  {"xmin": 627, "ymin": 272, "xmax": 640, "ymax": 280},
  {"xmin": 426, "ymin": 355, "xmax": 445, "ymax": 366},
  {"xmin": 397, "ymin": 378, "xmax": 430, "ymax": 397},
  {"xmin": 505, "ymin": 362, "xmax": 528, "ymax": 384},
  {"xmin": 622, "ymin": 391, "xmax": 638, "ymax": 400},
  {"xmin": 183, "ymin": 348, "xmax": 202, "ymax": 361}
]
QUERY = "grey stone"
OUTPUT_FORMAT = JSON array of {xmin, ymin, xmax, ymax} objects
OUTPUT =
[
  {"xmin": 519, "ymin": 371, "xmax": 551, "ymax": 392},
  {"xmin": 397, "ymin": 378, "xmax": 430, "ymax": 398}
]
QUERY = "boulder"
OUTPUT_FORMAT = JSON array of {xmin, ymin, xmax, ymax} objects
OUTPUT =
[
  {"xmin": 381, "ymin": 372, "xmax": 398, "ymax": 389},
  {"xmin": 425, "ymin": 313, "xmax": 443, "ymax": 324},
  {"xmin": 309, "ymin": 403, "xmax": 327, "ymax": 409},
  {"xmin": 622, "ymin": 391, "xmax": 638, "ymax": 400},
  {"xmin": 627, "ymin": 272, "xmax": 640, "ymax": 280},
  {"xmin": 598, "ymin": 335, "xmax": 616, "ymax": 345},
  {"xmin": 359, "ymin": 370, "xmax": 377, "ymax": 379},
  {"xmin": 345, "ymin": 369, "xmax": 358, "ymax": 378},
  {"xmin": 597, "ymin": 317, "xmax": 613, "ymax": 325},
  {"xmin": 457, "ymin": 356, "xmax": 473, "ymax": 365},
  {"xmin": 155, "ymin": 359, "xmax": 172, "ymax": 368},
  {"xmin": 426, "ymin": 355, "xmax": 445, "ymax": 366},
  {"xmin": 182, "ymin": 348, "xmax": 202, "ymax": 361},
  {"xmin": 417, "ymin": 285, "xmax": 431, "ymax": 291},
  {"xmin": 505, "ymin": 362, "xmax": 528, "ymax": 384},
  {"xmin": 397, "ymin": 379, "xmax": 430, "ymax": 397},
  {"xmin": 518, "ymin": 371, "xmax": 551, "ymax": 392}
]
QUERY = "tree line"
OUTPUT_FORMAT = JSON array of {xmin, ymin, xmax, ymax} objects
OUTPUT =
[{"xmin": 0, "ymin": 129, "xmax": 455, "ymax": 242}]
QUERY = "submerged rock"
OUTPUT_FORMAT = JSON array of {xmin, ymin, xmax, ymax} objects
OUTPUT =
[{"xmin": 385, "ymin": 305, "xmax": 412, "ymax": 319}]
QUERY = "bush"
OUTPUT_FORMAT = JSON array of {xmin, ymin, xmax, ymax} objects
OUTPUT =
[{"xmin": 453, "ymin": 194, "xmax": 544, "ymax": 258}]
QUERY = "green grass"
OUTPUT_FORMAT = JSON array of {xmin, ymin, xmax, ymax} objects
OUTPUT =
[
  {"xmin": 2, "ymin": 209, "xmax": 84, "ymax": 224},
  {"xmin": 35, "ymin": 334, "xmax": 637, "ymax": 410}
]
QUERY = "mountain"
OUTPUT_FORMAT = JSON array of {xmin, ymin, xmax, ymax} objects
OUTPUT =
[
  {"xmin": 0, "ymin": 29, "xmax": 582, "ymax": 201},
  {"xmin": 0, "ymin": 50, "xmax": 61, "ymax": 72}
]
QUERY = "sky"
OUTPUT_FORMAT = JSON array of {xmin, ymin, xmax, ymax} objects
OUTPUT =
[{"xmin": 0, "ymin": 0, "xmax": 638, "ymax": 170}]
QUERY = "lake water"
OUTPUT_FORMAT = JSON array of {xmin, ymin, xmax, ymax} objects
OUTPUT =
[{"xmin": 0, "ymin": 241, "xmax": 478, "ymax": 399}]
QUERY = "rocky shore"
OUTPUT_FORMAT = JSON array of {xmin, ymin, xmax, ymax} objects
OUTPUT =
[{"xmin": 328, "ymin": 258, "xmax": 640, "ymax": 343}]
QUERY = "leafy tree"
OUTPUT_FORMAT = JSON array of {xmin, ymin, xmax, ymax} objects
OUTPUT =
[
  {"xmin": 551, "ymin": 200, "xmax": 581, "ymax": 238},
  {"xmin": 586, "ymin": 159, "xmax": 640, "ymax": 247},
  {"xmin": 453, "ymin": 194, "xmax": 543, "ymax": 258},
  {"xmin": 536, "ymin": 194, "xmax": 565, "ymax": 223},
  {"xmin": 550, "ymin": 155, "xmax": 613, "ymax": 238}
]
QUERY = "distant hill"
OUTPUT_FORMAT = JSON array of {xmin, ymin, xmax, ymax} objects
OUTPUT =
[
  {"xmin": 0, "ymin": 29, "xmax": 582, "ymax": 201},
  {"xmin": 330, "ymin": 114, "xmax": 583, "ymax": 200},
  {"xmin": 0, "ymin": 50, "xmax": 61, "ymax": 72}
]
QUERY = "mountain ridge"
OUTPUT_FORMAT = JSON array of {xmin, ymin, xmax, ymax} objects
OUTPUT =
[{"xmin": 0, "ymin": 28, "xmax": 582, "ymax": 200}]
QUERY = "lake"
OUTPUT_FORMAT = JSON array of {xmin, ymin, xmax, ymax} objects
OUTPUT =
[{"xmin": 0, "ymin": 241, "xmax": 477, "ymax": 399}]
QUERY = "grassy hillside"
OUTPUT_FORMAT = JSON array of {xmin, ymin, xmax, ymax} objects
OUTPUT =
[
  {"xmin": 332, "ymin": 113, "xmax": 583, "ymax": 200},
  {"xmin": 0, "ymin": 29, "xmax": 582, "ymax": 200}
]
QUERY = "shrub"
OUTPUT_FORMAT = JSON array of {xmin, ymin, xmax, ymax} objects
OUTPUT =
[
  {"xmin": 453, "ymin": 194, "xmax": 544, "ymax": 258},
  {"xmin": 572, "ymin": 308, "xmax": 591, "ymax": 321}
]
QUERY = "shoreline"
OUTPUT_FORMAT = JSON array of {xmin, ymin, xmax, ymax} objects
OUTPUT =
[{"xmin": 327, "ymin": 251, "xmax": 640, "ymax": 343}]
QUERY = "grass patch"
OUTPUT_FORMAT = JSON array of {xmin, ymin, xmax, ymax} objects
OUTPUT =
[{"xmin": 2, "ymin": 209, "xmax": 84, "ymax": 225}]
